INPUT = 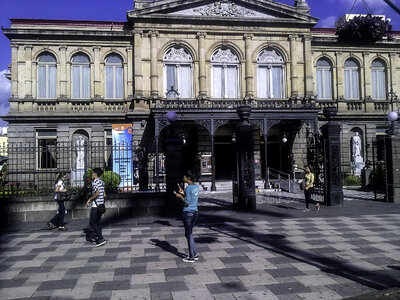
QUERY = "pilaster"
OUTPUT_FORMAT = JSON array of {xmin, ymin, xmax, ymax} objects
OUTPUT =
[
  {"xmin": 244, "ymin": 33, "xmax": 254, "ymax": 99},
  {"xmin": 93, "ymin": 46, "xmax": 101, "ymax": 98},
  {"xmin": 133, "ymin": 30, "xmax": 144, "ymax": 98},
  {"xmin": 148, "ymin": 31, "xmax": 159, "ymax": 97},
  {"xmin": 304, "ymin": 35, "xmax": 313, "ymax": 97},
  {"xmin": 362, "ymin": 52, "xmax": 370, "ymax": 102},
  {"xmin": 59, "ymin": 45, "xmax": 67, "ymax": 97},
  {"xmin": 289, "ymin": 35, "xmax": 299, "ymax": 98},
  {"xmin": 24, "ymin": 46, "xmax": 33, "ymax": 98},
  {"xmin": 336, "ymin": 52, "xmax": 344, "ymax": 99},
  {"xmin": 197, "ymin": 31, "xmax": 207, "ymax": 98},
  {"xmin": 11, "ymin": 44, "xmax": 18, "ymax": 97}
]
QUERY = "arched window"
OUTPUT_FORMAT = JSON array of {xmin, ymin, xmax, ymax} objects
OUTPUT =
[
  {"xmin": 257, "ymin": 49, "xmax": 285, "ymax": 98},
  {"xmin": 38, "ymin": 52, "xmax": 57, "ymax": 99},
  {"xmin": 105, "ymin": 54, "xmax": 123, "ymax": 99},
  {"xmin": 316, "ymin": 58, "xmax": 332, "ymax": 99},
  {"xmin": 344, "ymin": 59, "xmax": 360, "ymax": 99},
  {"xmin": 72, "ymin": 53, "xmax": 90, "ymax": 99},
  {"xmin": 211, "ymin": 48, "xmax": 239, "ymax": 98},
  {"xmin": 163, "ymin": 47, "xmax": 193, "ymax": 98},
  {"xmin": 371, "ymin": 59, "xmax": 386, "ymax": 100}
]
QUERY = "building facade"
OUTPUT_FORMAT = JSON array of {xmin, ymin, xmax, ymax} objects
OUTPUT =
[{"xmin": 2, "ymin": 0, "xmax": 400, "ymax": 189}]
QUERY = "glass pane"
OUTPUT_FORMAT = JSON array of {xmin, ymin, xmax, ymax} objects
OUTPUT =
[
  {"xmin": 48, "ymin": 66, "xmax": 56, "ymax": 98},
  {"xmin": 82, "ymin": 66, "xmax": 90, "ymax": 98},
  {"xmin": 179, "ymin": 65, "xmax": 191, "ymax": 98},
  {"xmin": 106, "ymin": 54, "xmax": 123, "ymax": 64},
  {"xmin": 72, "ymin": 66, "xmax": 80, "ymax": 98},
  {"xmin": 372, "ymin": 59, "xmax": 384, "ymax": 68},
  {"xmin": 352, "ymin": 70, "xmax": 359, "ymax": 99},
  {"xmin": 166, "ymin": 65, "xmax": 176, "ymax": 96},
  {"xmin": 73, "ymin": 53, "xmax": 90, "ymax": 63},
  {"xmin": 115, "ymin": 67, "xmax": 123, "ymax": 98},
  {"xmin": 344, "ymin": 69, "xmax": 351, "ymax": 99},
  {"xmin": 317, "ymin": 58, "xmax": 331, "ymax": 67},
  {"xmin": 372, "ymin": 70, "xmax": 377, "ymax": 99},
  {"xmin": 324, "ymin": 69, "xmax": 332, "ymax": 99},
  {"xmin": 258, "ymin": 67, "xmax": 267, "ymax": 98},
  {"xmin": 212, "ymin": 66, "xmax": 222, "ymax": 98},
  {"xmin": 317, "ymin": 69, "xmax": 323, "ymax": 98},
  {"xmin": 106, "ymin": 66, "xmax": 113, "ymax": 98},
  {"xmin": 38, "ymin": 53, "xmax": 56, "ymax": 63},
  {"xmin": 226, "ymin": 66, "xmax": 237, "ymax": 98},
  {"xmin": 271, "ymin": 67, "xmax": 282, "ymax": 98},
  {"xmin": 344, "ymin": 59, "xmax": 358, "ymax": 68},
  {"xmin": 38, "ymin": 66, "xmax": 46, "ymax": 98},
  {"xmin": 378, "ymin": 70, "xmax": 386, "ymax": 99}
]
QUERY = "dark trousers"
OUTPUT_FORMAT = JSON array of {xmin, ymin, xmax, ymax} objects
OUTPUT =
[
  {"xmin": 304, "ymin": 188, "xmax": 317, "ymax": 209},
  {"xmin": 50, "ymin": 200, "xmax": 65, "ymax": 227},
  {"xmin": 182, "ymin": 211, "xmax": 198, "ymax": 258},
  {"xmin": 89, "ymin": 207, "xmax": 104, "ymax": 241}
]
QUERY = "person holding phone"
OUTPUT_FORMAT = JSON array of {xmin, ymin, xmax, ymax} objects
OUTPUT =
[{"xmin": 174, "ymin": 171, "xmax": 199, "ymax": 263}]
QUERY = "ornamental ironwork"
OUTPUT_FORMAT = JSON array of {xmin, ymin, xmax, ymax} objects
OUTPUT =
[{"xmin": 194, "ymin": 1, "xmax": 256, "ymax": 18}]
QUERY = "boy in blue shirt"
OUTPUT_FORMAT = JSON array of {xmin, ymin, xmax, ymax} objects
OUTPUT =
[{"xmin": 175, "ymin": 171, "xmax": 199, "ymax": 263}]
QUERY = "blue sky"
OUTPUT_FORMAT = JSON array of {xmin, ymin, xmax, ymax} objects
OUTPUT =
[{"xmin": 0, "ymin": 0, "xmax": 399, "ymax": 126}]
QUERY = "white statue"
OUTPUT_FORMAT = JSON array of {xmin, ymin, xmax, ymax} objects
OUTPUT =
[
  {"xmin": 75, "ymin": 136, "xmax": 85, "ymax": 170},
  {"xmin": 352, "ymin": 132, "xmax": 362, "ymax": 160}
]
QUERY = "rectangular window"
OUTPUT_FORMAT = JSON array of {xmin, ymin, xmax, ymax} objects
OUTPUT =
[
  {"xmin": 36, "ymin": 130, "xmax": 57, "ymax": 169},
  {"xmin": 344, "ymin": 69, "xmax": 359, "ymax": 99},
  {"xmin": 317, "ymin": 69, "xmax": 332, "ymax": 99},
  {"xmin": 372, "ymin": 69, "xmax": 386, "ymax": 100},
  {"xmin": 257, "ymin": 66, "xmax": 283, "ymax": 98}
]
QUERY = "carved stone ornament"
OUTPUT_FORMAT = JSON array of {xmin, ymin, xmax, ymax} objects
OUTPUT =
[
  {"xmin": 194, "ymin": 1, "xmax": 256, "ymax": 17},
  {"xmin": 163, "ymin": 47, "xmax": 192, "ymax": 63},
  {"xmin": 257, "ymin": 49, "xmax": 284, "ymax": 64},
  {"xmin": 211, "ymin": 48, "xmax": 239, "ymax": 63}
]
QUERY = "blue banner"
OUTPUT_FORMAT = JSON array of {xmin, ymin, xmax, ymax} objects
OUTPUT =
[{"xmin": 112, "ymin": 124, "xmax": 134, "ymax": 190}]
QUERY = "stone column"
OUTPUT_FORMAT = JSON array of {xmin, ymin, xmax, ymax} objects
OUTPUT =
[
  {"xmin": 336, "ymin": 52, "xmax": 344, "ymax": 99},
  {"xmin": 197, "ymin": 31, "xmax": 207, "ymax": 99},
  {"xmin": 10, "ymin": 44, "xmax": 18, "ymax": 98},
  {"xmin": 59, "ymin": 45, "xmax": 67, "ymax": 98},
  {"xmin": 24, "ymin": 46, "xmax": 33, "ymax": 98},
  {"xmin": 244, "ymin": 33, "xmax": 254, "ymax": 99},
  {"xmin": 304, "ymin": 35, "xmax": 313, "ymax": 98},
  {"xmin": 93, "ymin": 46, "xmax": 101, "ymax": 97},
  {"xmin": 363, "ymin": 52, "xmax": 370, "ymax": 103},
  {"xmin": 389, "ymin": 53, "xmax": 398, "ymax": 109},
  {"xmin": 133, "ymin": 30, "xmax": 144, "ymax": 98},
  {"xmin": 149, "ymin": 31, "xmax": 159, "ymax": 97},
  {"xmin": 289, "ymin": 35, "xmax": 299, "ymax": 98},
  {"xmin": 360, "ymin": 56, "xmax": 365, "ymax": 101},
  {"xmin": 126, "ymin": 46, "xmax": 133, "ymax": 99}
]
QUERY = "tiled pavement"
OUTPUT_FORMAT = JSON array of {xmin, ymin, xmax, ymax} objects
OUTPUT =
[{"xmin": 0, "ymin": 189, "xmax": 399, "ymax": 299}]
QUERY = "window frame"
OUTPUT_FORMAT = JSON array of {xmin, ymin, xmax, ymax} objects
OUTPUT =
[
  {"xmin": 37, "ymin": 53, "xmax": 57, "ymax": 99},
  {"xmin": 256, "ymin": 49, "xmax": 285, "ymax": 99},
  {"xmin": 71, "ymin": 53, "xmax": 91, "ymax": 99},
  {"xmin": 316, "ymin": 58, "xmax": 333, "ymax": 100},
  {"xmin": 36, "ymin": 130, "xmax": 57, "ymax": 170},
  {"xmin": 344, "ymin": 59, "xmax": 360, "ymax": 100},
  {"xmin": 371, "ymin": 59, "xmax": 387, "ymax": 100},
  {"xmin": 105, "ymin": 54, "xmax": 124, "ymax": 99},
  {"xmin": 210, "ymin": 48, "xmax": 240, "ymax": 99}
]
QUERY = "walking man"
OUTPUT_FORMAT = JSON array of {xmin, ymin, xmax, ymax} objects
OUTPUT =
[
  {"xmin": 86, "ymin": 168, "xmax": 107, "ymax": 247},
  {"xmin": 175, "ymin": 171, "xmax": 199, "ymax": 263}
]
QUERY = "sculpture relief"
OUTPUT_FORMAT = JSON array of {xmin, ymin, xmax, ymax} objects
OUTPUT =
[{"xmin": 194, "ymin": 1, "xmax": 256, "ymax": 17}]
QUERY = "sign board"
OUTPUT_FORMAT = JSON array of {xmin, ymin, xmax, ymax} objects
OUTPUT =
[{"xmin": 112, "ymin": 124, "xmax": 134, "ymax": 189}]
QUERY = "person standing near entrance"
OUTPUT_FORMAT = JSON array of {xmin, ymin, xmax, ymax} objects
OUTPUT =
[
  {"xmin": 86, "ymin": 168, "xmax": 107, "ymax": 247},
  {"xmin": 174, "ymin": 171, "xmax": 199, "ymax": 263},
  {"xmin": 303, "ymin": 165, "xmax": 319, "ymax": 212},
  {"xmin": 48, "ymin": 172, "xmax": 68, "ymax": 231}
]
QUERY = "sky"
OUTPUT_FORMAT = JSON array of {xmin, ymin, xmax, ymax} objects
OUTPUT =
[{"xmin": 0, "ymin": 0, "xmax": 399, "ymax": 126}]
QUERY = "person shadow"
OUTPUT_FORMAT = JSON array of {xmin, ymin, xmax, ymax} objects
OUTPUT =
[{"xmin": 150, "ymin": 239, "xmax": 186, "ymax": 258}]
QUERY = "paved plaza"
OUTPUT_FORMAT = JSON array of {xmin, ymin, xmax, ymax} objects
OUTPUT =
[{"xmin": 0, "ymin": 188, "xmax": 400, "ymax": 299}]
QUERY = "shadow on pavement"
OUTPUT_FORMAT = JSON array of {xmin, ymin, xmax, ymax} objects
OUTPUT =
[{"xmin": 150, "ymin": 238, "xmax": 186, "ymax": 258}]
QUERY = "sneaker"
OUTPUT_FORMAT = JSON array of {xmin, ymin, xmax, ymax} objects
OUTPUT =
[
  {"xmin": 183, "ymin": 257, "xmax": 196, "ymax": 263},
  {"xmin": 95, "ymin": 239, "xmax": 107, "ymax": 247},
  {"xmin": 302, "ymin": 208, "xmax": 310, "ymax": 212},
  {"xmin": 316, "ymin": 203, "xmax": 320, "ymax": 211},
  {"xmin": 58, "ymin": 227, "xmax": 68, "ymax": 231},
  {"xmin": 185, "ymin": 254, "xmax": 199, "ymax": 261},
  {"xmin": 88, "ymin": 238, "xmax": 98, "ymax": 244},
  {"xmin": 47, "ymin": 221, "xmax": 56, "ymax": 229}
]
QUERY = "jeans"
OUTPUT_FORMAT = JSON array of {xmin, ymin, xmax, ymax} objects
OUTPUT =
[
  {"xmin": 182, "ymin": 210, "xmax": 198, "ymax": 258},
  {"xmin": 304, "ymin": 188, "xmax": 316, "ymax": 209},
  {"xmin": 50, "ymin": 200, "xmax": 65, "ymax": 227},
  {"xmin": 89, "ymin": 207, "xmax": 104, "ymax": 241}
]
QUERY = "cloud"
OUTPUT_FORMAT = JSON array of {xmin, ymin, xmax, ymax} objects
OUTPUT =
[
  {"xmin": 0, "ymin": 69, "xmax": 11, "ymax": 126},
  {"xmin": 320, "ymin": 16, "xmax": 338, "ymax": 28}
]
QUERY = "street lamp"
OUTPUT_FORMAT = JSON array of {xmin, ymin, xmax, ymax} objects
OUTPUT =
[
  {"xmin": 282, "ymin": 134, "xmax": 287, "ymax": 144},
  {"xmin": 386, "ymin": 89, "xmax": 399, "ymax": 136}
]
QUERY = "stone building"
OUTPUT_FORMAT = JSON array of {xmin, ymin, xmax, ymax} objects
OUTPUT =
[{"xmin": 2, "ymin": 0, "xmax": 399, "ymax": 189}]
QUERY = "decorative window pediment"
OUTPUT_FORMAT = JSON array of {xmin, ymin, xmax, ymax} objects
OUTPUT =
[
  {"xmin": 257, "ymin": 49, "xmax": 284, "ymax": 65},
  {"xmin": 163, "ymin": 47, "xmax": 193, "ymax": 63},
  {"xmin": 211, "ymin": 48, "xmax": 239, "ymax": 64}
]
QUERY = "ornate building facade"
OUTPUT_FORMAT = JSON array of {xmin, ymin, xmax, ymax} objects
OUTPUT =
[{"xmin": 2, "ymin": 0, "xmax": 399, "ymax": 188}]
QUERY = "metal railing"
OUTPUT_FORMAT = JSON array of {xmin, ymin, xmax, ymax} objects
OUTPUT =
[
  {"xmin": 0, "ymin": 141, "xmax": 166, "ymax": 200},
  {"xmin": 267, "ymin": 167, "xmax": 292, "ymax": 192}
]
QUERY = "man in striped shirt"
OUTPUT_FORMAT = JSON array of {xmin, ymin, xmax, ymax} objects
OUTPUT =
[{"xmin": 86, "ymin": 168, "xmax": 107, "ymax": 247}]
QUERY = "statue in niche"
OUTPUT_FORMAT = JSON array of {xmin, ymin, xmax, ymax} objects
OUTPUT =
[
  {"xmin": 351, "ymin": 132, "xmax": 363, "ymax": 161},
  {"xmin": 75, "ymin": 135, "xmax": 85, "ymax": 170}
]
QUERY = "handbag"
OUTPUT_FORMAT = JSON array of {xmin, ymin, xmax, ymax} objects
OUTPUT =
[
  {"xmin": 300, "ymin": 181, "xmax": 305, "ymax": 190},
  {"xmin": 94, "ymin": 200, "xmax": 106, "ymax": 215},
  {"xmin": 57, "ymin": 191, "xmax": 71, "ymax": 201}
]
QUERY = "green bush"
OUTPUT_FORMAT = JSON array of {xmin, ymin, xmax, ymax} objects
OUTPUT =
[
  {"xmin": 85, "ymin": 169, "xmax": 121, "ymax": 192},
  {"xmin": 343, "ymin": 175, "xmax": 361, "ymax": 186}
]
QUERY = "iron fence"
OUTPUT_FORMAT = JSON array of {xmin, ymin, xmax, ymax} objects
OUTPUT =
[{"xmin": 0, "ymin": 141, "xmax": 166, "ymax": 200}]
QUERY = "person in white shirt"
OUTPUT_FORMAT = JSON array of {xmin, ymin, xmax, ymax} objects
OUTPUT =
[{"xmin": 47, "ymin": 172, "xmax": 68, "ymax": 231}]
